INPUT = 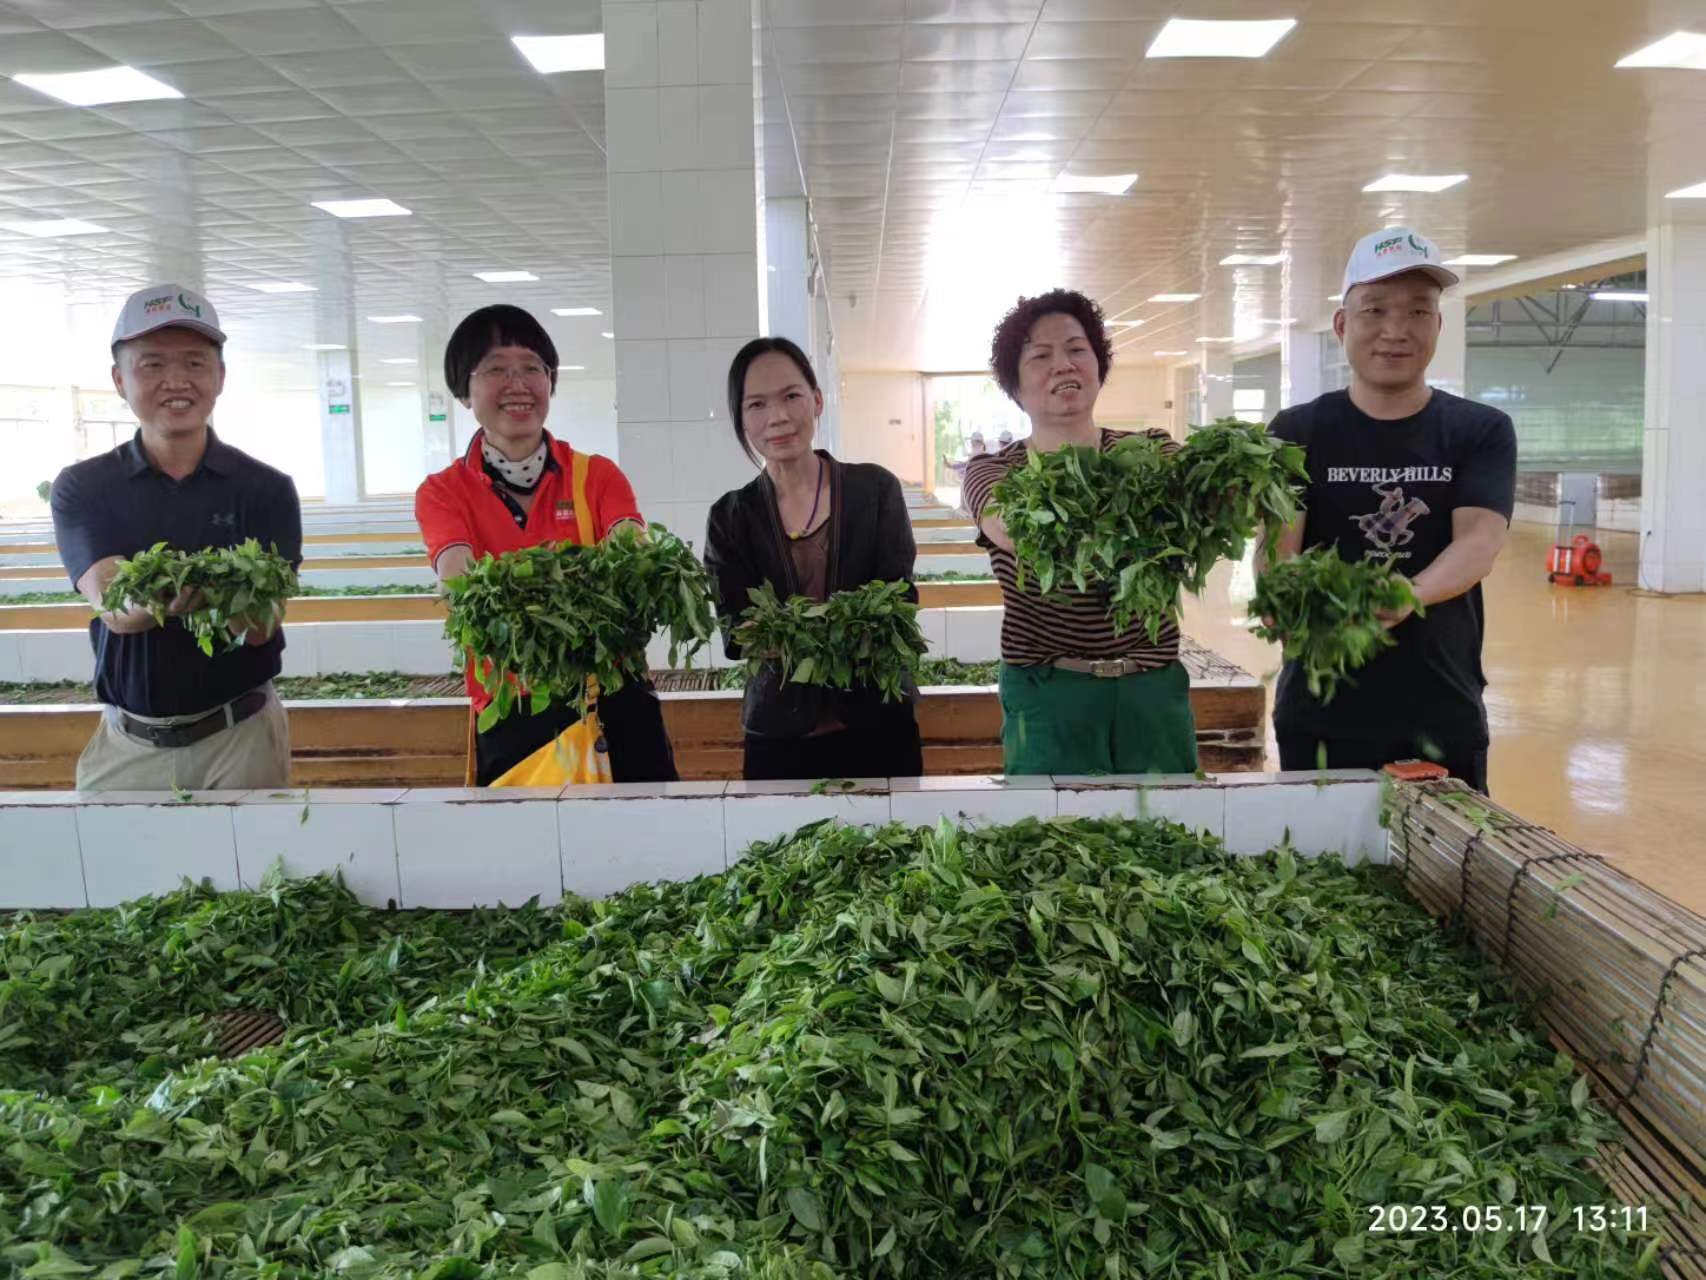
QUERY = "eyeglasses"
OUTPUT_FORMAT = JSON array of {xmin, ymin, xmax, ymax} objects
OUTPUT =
[{"xmin": 473, "ymin": 360, "xmax": 550, "ymax": 384}]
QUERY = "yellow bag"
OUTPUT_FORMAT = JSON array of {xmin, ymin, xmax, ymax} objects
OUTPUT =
[{"xmin": 482, "ymin": 451, "xmax": 616, "ymax": 788}]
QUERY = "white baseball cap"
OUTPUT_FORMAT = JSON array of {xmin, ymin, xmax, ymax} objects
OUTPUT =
[
  {"xmin": 111, "ymin": 283, "xmax": 226, "ymax": 347},
  {"xmin": 1340, "ymin": 227, "xmax": 1459, "ymax": 300}
]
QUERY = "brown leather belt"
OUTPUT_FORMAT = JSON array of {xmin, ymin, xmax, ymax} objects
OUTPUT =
[
  {"xmin": 1051, "ymin": 657, "xmax": 1152, "ymax": 678},
  {"xmin": 118, "ymin": 688, "xmax": 269, "ymax": 750}
]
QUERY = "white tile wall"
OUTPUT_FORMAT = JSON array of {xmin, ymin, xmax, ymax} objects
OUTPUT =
[
  {"xmin": 943, "ymin": 605, "xmax": 1001, "ymax": 662},
  {"xmin": 889, "ymin": 775, "xmax": 1057, "ymax": 827},
  {"xmin": 657, "ymin": 85, "xmax": 702, "ymax": 171},
  {"xmin": 663, "ymin": 254, "xmax": 707, "ymax": 336},
  {"xmin": 76, "ymin": 797, "xmax": 241, "ymax": 908},
  {"xmin": 0, "ymin": 802, "xmax": 85, "ymax": 909},
  {"xmin": 699, "ymin": 170, "xmax": 759, "ymax": 253},
  {"xmin": 605, "ymin": 86, "xmax": 661, "ymax": 173},
  {"xmin": 602, "ymin": 3, "xmax": 659, "ymax": 88},
  {"xmin": 0, "ymin": 776, "xmax": 1391, "ymax": 911},
  {"xmin": 660, "ymin": 170, "xmax": 707, "ymax": 254},
  {"xmin": 724, "ymin": 779, "xmax": 891, "ymax": 863},
  {"xmin": 657, "ymin": 1, "xmax": 698, "ymax": 86},
  {"xmin": 233, "ymin": 788, "xmax": 403, "ymax": 906},
  {"xmin": 561, "ymin": 782, "xmax": 726, "ymax": 896},
  {"xmin": 392, "ymin": 790, "xmax": 563, "ymax": 908},
  {"xmin": 667, "ymin": 338, "xmax": 714, "ymax": 419},
  {"xmin": 613, "ymin": 254, "xmax": 670, "ymax": 340},
  {"xmin": 698, "ymin": 84, "xmax": 754, "ymax": 167},
  {"xmin": 1220, "ymin": 773, "xmax": 1385, "ymax": 864},
  {"xmin": 697, "ymin": 0, "xmax": 752, "ymax": 84},
  {"xmin": 608, "ymin": 172, "xmax": 664, "ymax": 256},
  {"xmin": 704, "ymin": 252, "xmax": 761, "ymax": 336},
  {"xmin": 615, "ymin": 341, "xmax": 673, "ymax": 422}
]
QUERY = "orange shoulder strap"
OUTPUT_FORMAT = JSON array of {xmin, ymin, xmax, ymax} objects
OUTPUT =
[{"xmin": 571, "ymin": 450, "xmax": 595, "ymax": 544}]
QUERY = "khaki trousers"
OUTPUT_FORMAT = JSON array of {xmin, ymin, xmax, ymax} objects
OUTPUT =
[{"xmin": 75, "ymin": 684, "xmax": 290, "ymax": 793}]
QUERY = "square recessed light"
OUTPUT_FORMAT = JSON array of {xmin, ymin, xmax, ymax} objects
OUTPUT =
[
  {"xmin": 1149, "ymin": 293, "xmax": 1201, "ymax": 303},
  {"xmin": 12, "ymin": 65, "xmax": 181, "ymax": 107},
  {"xmin": 1220, "ymin": 253, "xmax": 1285, "ymax": 266},
  {"xmin": 0, "ymin": 218, "xmax": 107, "ymax": 238},
  {"xmin": 551, "ymin": 306, "xmax": 602, "ymax": 317},
  {"xmin": 512, "ymin": 34, "xmax": 605, "ymax": 74},
  {"xmin": 1441, "ymin": 254, "xmax": 1517, "ymax": 267},
  {"xmin": 312, "ymin": 198, "xmax": 411, "ymax": 219},
  {"xmin": 474, "ymin": 270, "xmax": 538, "ymax": 283},
  {"xmin": 1053, "ymin": 172, "xmax": 1137, "ymax": 195},
  {"xmin": 303, "ymin": 343, "xmax": 347, "ymax": 352},
  {"xmin": 246, "ymin": 281, "xmax": 315, "ymax": 294},
  {"xmin": 1666, "ymin": 180, "xmax": 1706, "ymax": 198},
  {"xmin": 381, "ymin": 357, "xmax": 418, "ymax": 365},
  {"xmin": 601, "ymin": 331, "xmax": 614, "ymax": 339},
  {"xmin": 1616, "ymin": 31, "xmax": 1706, "ymax": 69},
  {"xmin": 1591, "ymin": 291, "xmax": 1649, "ymax": 302},
  {"xmin": 1147, "ymin": 18, "xmax": 1296, "ymax": 59},
  {"xmin": 367, "ymin": 313, "xmax": 423, "ymax": 324},
  {"xmin": 1362, "ymin": 174, "xmax": 1468, "ymax": 193}
]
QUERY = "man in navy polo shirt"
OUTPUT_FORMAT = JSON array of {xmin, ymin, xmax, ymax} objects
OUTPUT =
[{"xmin": 49, "ymin": 284, "xmax": 302, "ymax": 791}]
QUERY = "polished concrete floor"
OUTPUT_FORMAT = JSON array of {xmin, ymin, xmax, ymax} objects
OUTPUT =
[{"xmin": 1183, "ymin": 522, "xmax": 1706, "ymax": 916}]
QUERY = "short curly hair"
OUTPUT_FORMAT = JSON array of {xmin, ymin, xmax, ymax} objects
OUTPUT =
[{"xmin": 989, "ymin": 288, "xmax": 1113, "ymax": 401}]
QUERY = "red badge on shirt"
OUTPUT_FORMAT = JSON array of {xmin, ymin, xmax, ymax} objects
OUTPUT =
[{"xmin": 554, "ymin": 500, "xmax": 575, "ymax": 522}]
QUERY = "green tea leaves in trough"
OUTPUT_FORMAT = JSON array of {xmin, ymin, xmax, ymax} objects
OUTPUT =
[
  {"xmin": 988, "ymin": 419, "xmax": 1306, "ymax": 639},
  {"xmin": 0, "ymin": 818, "xmax": 1650, "ymax": 1278},
  {"xmin": 443, "ymin": 524, "xmax": 714, "ymax": 730},
  {"xmin": 731, "ymin": 579, "xmax": 927, "ymax": 703},
  {"xmin": 99, "ymin": 539, "xmax": 299, "ymax": 656},
  {"xmin": 1249, "ymin": 546, "xmax": 1423, "ymax": 702}
]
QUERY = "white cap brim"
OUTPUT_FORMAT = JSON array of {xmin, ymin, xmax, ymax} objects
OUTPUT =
[
  {"xmin": 1345, "ymin": 261, "xmax": 1460, "ymax": 296},
  {"xmin": 113, "ymin": 316, "xmax": 227, "ymax": 346}
]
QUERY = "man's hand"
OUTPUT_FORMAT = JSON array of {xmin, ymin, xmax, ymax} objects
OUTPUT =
[{"xmin": 166, "ymin": 586, "xmax": 204, "ymax": 616}]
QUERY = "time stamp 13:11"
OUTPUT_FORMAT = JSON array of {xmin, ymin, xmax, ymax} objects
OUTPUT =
[{"xmin": 1368, "ymin": 1205, "xmax": 1650, "ymax": 1234}]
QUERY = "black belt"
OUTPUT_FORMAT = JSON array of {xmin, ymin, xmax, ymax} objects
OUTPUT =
[{"xmin": 118, "ymin": 688, "xmax": 270, "ymax": 750}]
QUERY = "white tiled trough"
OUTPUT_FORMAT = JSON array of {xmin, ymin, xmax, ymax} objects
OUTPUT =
[
  {"xmin": 0, "ymin": 604, "xmax": 1011, "ymax": 683},
  {"xmin": 0, "ymin": 772, "xmax": 1390, "ymax": 910}
]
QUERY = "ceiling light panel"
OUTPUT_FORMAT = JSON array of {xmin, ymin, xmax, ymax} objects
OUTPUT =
[
  {"xmin": 1220, "ymin": 253, "xmax": 1285, "ymax": 266},
  {"xmin": 1667, "ymin": 181, "xmax": 1706, "ymax": 198},
  {"xmin": 1146, "ymin": 18, "xmax": 1296, "ymax": 59},
  {"xmin": 1149, "ymin": 293, "xmax": 1201, "ymax": 303},
  {"xmin": 1615, "ymin": 31, "xmax": 1706, "ymax": 70},
  {"xmin": 512, "ymin": 35, "xmax": 605, "ymax": 74},
  {"xmin": 0, "ymin": 219, "xmax": 107, "ymax": 238},
  {"xmin": 247, "ymin": 281, "xmax": 316, "ymax": 294},
  {"xmin": 552, "ymin": 307, "xmax": 602, "ymax": 316},
  {"xmin": 311, "ymin": 199, "xmax": 412, "ymax": 218},
  {"xmin": 1442, "ymin": 254, "xmax": 1517, "ymax": 266},
  {"xmin": 1591, "ymin": 291, "xmax": 1649, "ymax": 302},
  {"xmin": 12, "ymin": 66, "xmax": 182, "ymax": 107},
  {"xmin": 1053, "ymin": 172, "xmax": 1137, "ymax": 195},
  {"xmin": 475, "ymin": 270, "xmax": 539, "ymax": 283},
  {"xmin": 1362, "ymin": 174, "xmax": 1468, "ymax": 193},
  {"xmin": 367, "ymin": 314, "xmax": 423, "ymax": 323}
]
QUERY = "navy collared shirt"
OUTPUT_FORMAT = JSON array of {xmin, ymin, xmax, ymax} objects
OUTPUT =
[{"xmin": 50, "ymin": 429, "xmax": 302, "ymax": 717}]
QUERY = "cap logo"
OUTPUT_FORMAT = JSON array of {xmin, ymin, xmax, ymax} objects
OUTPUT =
[
  {"xmin": 1407, "ymin": 234, "xmax": 1428, "ymax": 256},
  {"xmin": 1373, "ymin": 235, "xmax": 1405, "ymax": 257},
  {"xmin": 177, "ymin": 292, "xmax": 201, "ymax": 317},
  {"xmin": 143, "ymin": 294, "xmax": 174, "ymax": 315}
]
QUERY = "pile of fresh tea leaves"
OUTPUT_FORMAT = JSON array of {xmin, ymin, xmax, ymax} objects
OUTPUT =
[
  {"xmin": 443, "ymin": 525, "xmax": 714, "ymax": 728},
  {"xmin": 0, "ymin": 815, "xmax": 1652, "ymax": 1278},
  {"xmin": 99, "ymin": 539, "xmax": 298, "ymax": 655}
]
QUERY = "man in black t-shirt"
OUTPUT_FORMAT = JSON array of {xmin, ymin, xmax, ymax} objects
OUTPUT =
[
  {"xmin": 1261, "ymin": 228, "xmax": 1516, "ymax": 792},
  {"xmin": 51, "ymin": 284, "xmax": 301, "ymax": 792}
]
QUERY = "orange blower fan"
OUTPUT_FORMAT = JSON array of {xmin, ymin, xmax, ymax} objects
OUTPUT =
[{"xmin": 1547, "ymin": 534, "xmax": 1612, "ymax": 587}]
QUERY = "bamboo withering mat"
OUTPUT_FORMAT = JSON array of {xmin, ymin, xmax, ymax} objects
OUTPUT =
[{"xmin": 1389, "ymin": 778, "xmax": 1705, "ymax": 1280}]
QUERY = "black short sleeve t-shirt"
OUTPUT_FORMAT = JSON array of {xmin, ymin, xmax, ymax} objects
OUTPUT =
[
  {"xmin": 1267, "ymin": 389, "xmax": 1516, "ymax": 745},
  {"xmin": 50, "ymin": 430, "xmax": 303, "ymax": 717}
]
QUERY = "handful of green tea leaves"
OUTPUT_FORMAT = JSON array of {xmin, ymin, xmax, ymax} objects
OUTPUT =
[
  {"xmin": 732, "ymin": 578, "xmax": 926, "ymax": 702},
  {"xmin": 99, "ymin": 539, "xmax": 298, "ymax": 656},
  {"xmin": 988, "ymin": 419, "xmax": 1306, "ymax": 638},
  {"xmin": 1249, "ymin": 545, "xmax": 1422, "ymax": 702},
  {"xmin": 443, "ymin": 524, "xmax": 713, "ymax": 729}
]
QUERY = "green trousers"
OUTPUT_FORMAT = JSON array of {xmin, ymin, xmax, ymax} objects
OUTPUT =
[{"xmin": 998, "ymin": 660, "xmax": 1198, "ymax": 776}]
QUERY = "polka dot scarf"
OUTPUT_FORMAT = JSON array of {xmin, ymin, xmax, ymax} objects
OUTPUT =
[{"xmin": 481, "ymin": 435, "xmax": 549, "ymax": 494}]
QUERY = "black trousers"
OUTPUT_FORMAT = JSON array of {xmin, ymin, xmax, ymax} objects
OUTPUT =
[
  {"xmin": 1277, "ymin": 732, "xmax": 1489, "ymax": 794},
  {"xmin": 475, "ymin": 678, "xmax": 678, "ymax": 786},
  {"xmin": 743, "ymin": 703, "xmax": 924, "ymax": 782}
]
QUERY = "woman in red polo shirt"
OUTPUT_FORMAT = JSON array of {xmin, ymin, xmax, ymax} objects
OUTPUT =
[{"xmin": 415, "ymin": 304, "xmax": 677, "ymax": 785}]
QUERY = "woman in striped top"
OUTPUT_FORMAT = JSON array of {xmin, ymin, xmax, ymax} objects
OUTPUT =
[{"xmin": 962, "ymin": 288, "xmax": 1197, "ymax": 777}]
